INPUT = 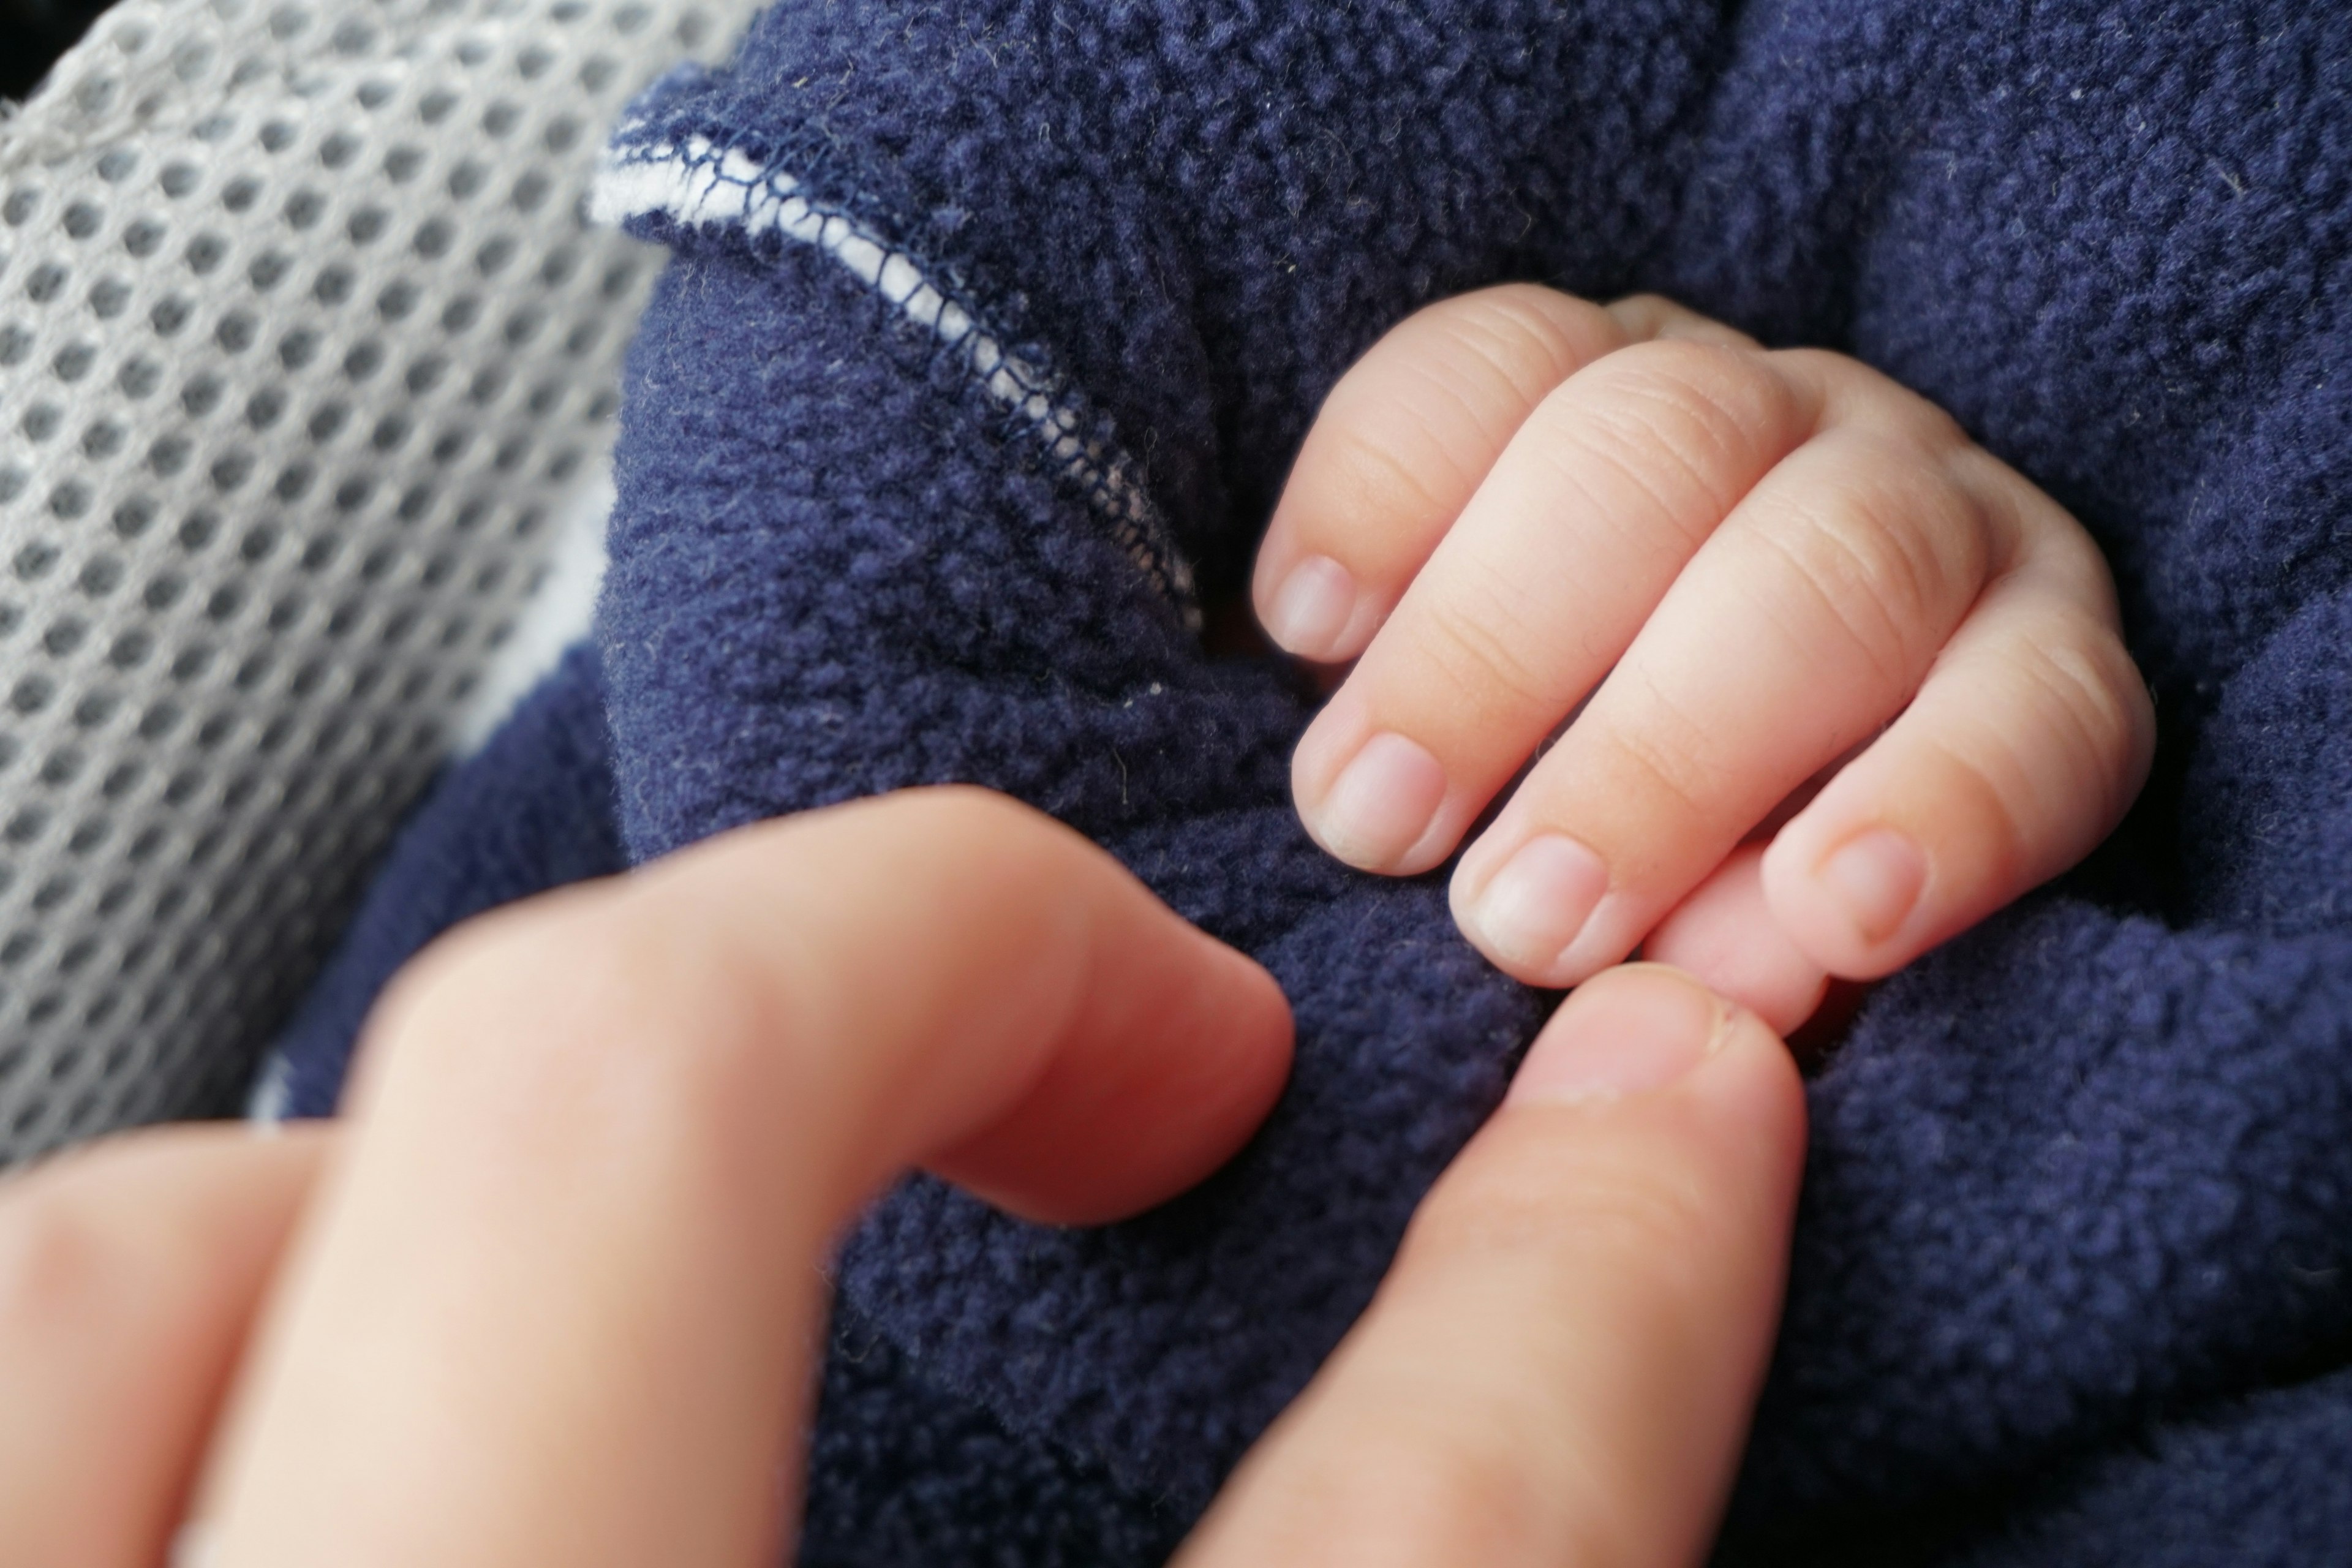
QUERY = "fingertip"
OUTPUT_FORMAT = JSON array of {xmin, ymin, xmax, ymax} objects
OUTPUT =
[
  {"xmin": 933, "ymin": 921, "xmax": 1295, "ymax": 1227},
  {"xmin": 1816, "ymin": 829, "xmax": 1928, "ymax": 944},
  {"xmin": 1259, "ymin": 552, "xmax": 1370, "ymax": 662},
  {"xmin": 1181, "ymin": 957, "xmax": 1802, "ymax": 1568},
  {"xmin": 1506, "ymin": 963, "xmax": 1733, "ymax": 1105},
  {"xmin": 1148, "ymin": 924, "xmax": 1300, "ymax": 1176},
  {"xmin": 1543, "ymin": 965, "xmax": 1809, "ymax": 1181},
  {"xmin": 1207, "ymin": 931, "xmax": 1300, "ymax": 1109},
  {"xmin": 1293, "ymin": 715, "xmax": 1458, "ymax": 875},
  {"xmin": 1755, "ymin": 532, "xmax": 2155, "ymax": 986},
  {"xmin": 1602, "ymin": 293, "xmax": 1763, "ymax": 350},
  {"xmin": 1505, "ymin": 962, "xmax": 1803, "ymax": 1142},
  {"xmin": 1449, "ymin": 831, "xmax": 1611, "ymax": 987},
  {"xmin": 1640, "ymin": 847, "xmax": 1830, "ymax": 1036},
  {"xmin": 1760, "ymin": 816, "xmax": 1932, "ymax": 981}
]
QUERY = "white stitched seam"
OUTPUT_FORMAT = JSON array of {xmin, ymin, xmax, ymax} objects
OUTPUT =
[{"xmin": 589, "ymin": 135, "xmax": 1200, "ymax": 627}]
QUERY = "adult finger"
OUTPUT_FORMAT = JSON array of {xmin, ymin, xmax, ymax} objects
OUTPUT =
[
  {"xmin": 190, "ymin": 787, "xmax": 1293, "ymax": 1568},
  {"xmin": 0, "ymin": 1126, "xmax": 328, "ymax": 1568},
  {"xmin": 1254, "ymin": 289, "xmax": 1748, "ymax": 664},
  {"xmin": 1178, "ymin": 965, "xmax": 1805, "ymax": 1568},
  {"xmin": 1761, "ymin": 496, "xmax": 2154, "ymax": 978}
]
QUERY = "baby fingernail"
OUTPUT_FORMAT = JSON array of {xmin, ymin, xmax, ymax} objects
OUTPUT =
[
  {"xmin": 1468, "ymin": 834, "xmax": 1608, "ymax": 973},
  {"xmin": 1509, "ymin": 963, "xmax": 1731, "ymax": 1104},
  {"xmin": 1820, "ymin": 829, "xmax": 1926, "ymax": 946},
  {"xmin": 1314, "ymin": 731, "xmax": 1446, "ymax": 867},
  {"xmin": 1265, "ymin": 555, "xmax": 1358, "ymax": 659}
]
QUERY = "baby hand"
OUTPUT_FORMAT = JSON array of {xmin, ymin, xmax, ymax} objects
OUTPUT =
[{"xmin": 1255, "ymin": 288, "xmax": 2154, "ymax": 1030}]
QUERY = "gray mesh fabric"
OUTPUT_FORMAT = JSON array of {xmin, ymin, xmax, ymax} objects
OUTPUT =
[{"xmin": 0, "ymin": 0, "xmax": 756, "ymax": 1161}]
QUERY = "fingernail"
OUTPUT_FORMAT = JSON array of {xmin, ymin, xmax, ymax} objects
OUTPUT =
[
  {"xmin": 1819, "ymin": 829, "xmax": 1926, "ymax": 946},
  {"xmin": 1265, "ymin": 554, "xmax": 1358, "ymax": 659},
  {"xmin": 1314, "ymin": 731, "xmax": 1447, "ymax": 867},
  {"xmin": 1466, "ymin": 834, "xmax": 1608, "ymax": 973},
  {"xmin": 1508, "ymin": 964, "xmax": 1732, "ymax": 1105}
]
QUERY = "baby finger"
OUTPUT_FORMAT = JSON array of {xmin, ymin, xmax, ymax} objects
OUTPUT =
[
  {"xmin": 1761, "ymin": 522, "xmax": 2154, "ymax": 979},
  {"xmin": 1256, "ymin": 290, "xmax": 1753, "ymax": 666},
  {"xmin": 1447, "ymin": 407, "xmax": 2006, "ymax": 986},
  {"xmin": 1254, "ymin": 286, "xmax": 1628, "ymax": 662},
  {"xmin": 1641, "ymin": 845, "xmax": 1830, "ymax": 1036},
  {"xmin": 1292, "ymin": 336, "xmax": 1814, "ymax": 874}
]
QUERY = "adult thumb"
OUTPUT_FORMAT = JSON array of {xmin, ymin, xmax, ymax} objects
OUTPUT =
[{"xmin": 1178, "ymin": 963, "xmax": 1807, "ymax": 1568}]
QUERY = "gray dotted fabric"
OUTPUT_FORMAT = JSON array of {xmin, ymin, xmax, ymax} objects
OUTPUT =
[{"xmin": 0, "ymin": 0, "xmax": 756, "ymax": 1162}]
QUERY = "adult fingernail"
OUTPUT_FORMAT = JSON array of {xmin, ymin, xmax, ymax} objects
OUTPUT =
[
  {"xmin": 1819, "ymin": 829, "xmax": 1926, "ymax": 946},
  {"xmin": 1507, "ymin": 964, "xmax": 1731, "ymax": 1105},
  {"xmin": 1265, "ymin": 554, "xmax": 1359, "ymax": 659},
  {"xmin": 1314, "ymin": 731, "xmax": 1446, "ymax": 867},
  {"xmin": 1466, "ymin": 833, "xmax": 1608, "ymax": 974}
]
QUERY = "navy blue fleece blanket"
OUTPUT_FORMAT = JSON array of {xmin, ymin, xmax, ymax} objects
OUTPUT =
[{"xmin": 265, "ymin": 1, "xmax": 2352, "ymax": 1561}]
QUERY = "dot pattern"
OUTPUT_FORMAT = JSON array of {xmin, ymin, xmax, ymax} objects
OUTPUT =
[{"xmin": 0, "ymin": 0, "xmax": 755, "ymax": 1162}]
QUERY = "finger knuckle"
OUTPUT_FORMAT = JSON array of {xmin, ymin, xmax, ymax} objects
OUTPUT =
[
  {"xmin": 1305, "ymin": 290, "xmax": 1613, "ymax": 545},
  {"xmin": 1766, "ymin": 345, "xmax": 1847, "ymax": 386},
  {"xmin": 375, "ymin": 900, "xmax": 791, "ymax": 1162},
  {"xmin": 1542, "ymin": 409, "xmax": 1722, "ymax": 563},
  {"xmin": 897, "ymin": 783, "xmax": 1047, "ymax": 850},
  {"xmin": 1774, "ymin": 345, "xmax": 1961, "ymax": 441},
  {"xmin": 2027, "ymin": 508, "xmax": 2127, "ymax": 619},
  {"xmin": 1587, "ymin": 339, "xmax": 1798, "ymax": 502},
  {"xmin": 1897, "ymin": 395, "xmax": 1972, "ymax": 457},
  {"xmin": 1610, "ymin": 291, "xmax": 1676, "ymax": 312},
  {"xmin": 1321, "ymin": 410, "xmax": 1475, "ymax": 529},
  {"xmin": 2011, "ymin": 617, "xmax": 2157, "ymax": 816},
  {"xmin": 1588, "ymin": 667, "xmax": 1726, "ymax": 827},
  {"xmin": 1444, "ymin": 284, "xmax": 1616, "ymax": 392},
  {"xmin": 1613, "ymin": 335, "xmax": 1777, "ymax": 406},
  {"xmin": 0, "ymin": 1174, "xmax": 110, "ymax": 1341},
  {"xmin": 1413, "ymin": 571, "xmax": 1572, "ymax": 719},
  {"xmin": 1602, "ymin": 291, "xmax": 1681, "ymax": 337},
  {"xmin": 1607, "ymin": 292, "xmax": 1757, "ymax": 350},
  {"xmin": 1760, "ymin": 454, "xmax": 1992, "ymax": 696}
]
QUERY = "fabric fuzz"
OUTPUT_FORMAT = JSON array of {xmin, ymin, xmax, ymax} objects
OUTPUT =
[{"xmin": 271, "ymin": 2, "xmax": 2352, "ymax": 1562}]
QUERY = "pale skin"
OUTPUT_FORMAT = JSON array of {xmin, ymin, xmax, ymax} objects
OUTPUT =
[
  {"xmin": 0, "ymin": 790, "xmax": 1805, "ymax": 1568},
  {"xmin": 1257, "ymin": 288, "xmax": 2157, "ymax": 1031},
  {"xmin": 0, "ymin": 288, "xmax": 2116, "ymax": 1565}
]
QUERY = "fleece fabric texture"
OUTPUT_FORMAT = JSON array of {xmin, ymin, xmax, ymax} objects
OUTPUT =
[{"xmin": 268, "ymin": 0, "xmax": 2352, "ymax": 1561}]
